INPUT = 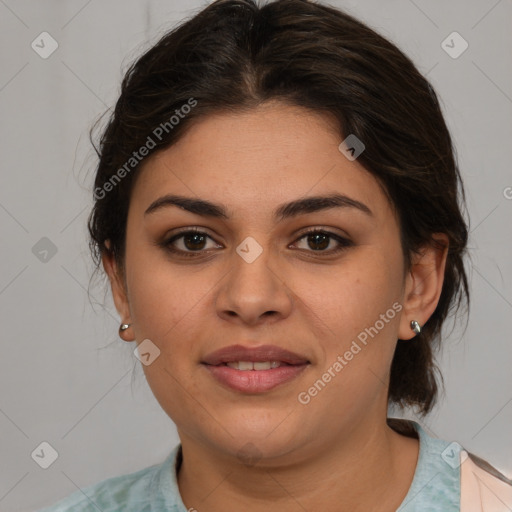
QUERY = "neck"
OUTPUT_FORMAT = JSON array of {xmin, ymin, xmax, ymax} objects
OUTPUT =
[{"xmin": 177, "ymin": 418, "xmax": 419, "ymax": 512}]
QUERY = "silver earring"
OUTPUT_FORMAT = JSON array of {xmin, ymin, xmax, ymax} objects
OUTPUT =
[
  {"xmin": 119, "ymin": 323, "xmax": 131, "ymax": 332},
  {"xmin": 410, "ymin": 320, "xmax": 421, "ymax": 335}
]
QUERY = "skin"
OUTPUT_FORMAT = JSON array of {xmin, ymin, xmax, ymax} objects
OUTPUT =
[{"xmin": 103, "ymin": 101, "xmax": 449, "ymax": 512}]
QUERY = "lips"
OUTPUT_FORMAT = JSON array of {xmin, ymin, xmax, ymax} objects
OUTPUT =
[
  {"xmin": 201, "ymin": 344, "xmax": 310, "ymax": 393},
  {"xmin": 201, "ymin": 344, "xmax": 310, "ymax": 366}
]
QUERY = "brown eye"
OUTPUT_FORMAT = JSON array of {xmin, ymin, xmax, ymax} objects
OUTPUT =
[
  {"xmin": 162, "ymin": 229, "xmax": 222, "ymax": 257},
  {"xmin": 293, "ymin": 229, "xmax": 353, "ymax": 254},
  {"xmin": 159, "ymin": 227, "xmax": 353, "ymax": 259},
  {"xmin": 305, "ymin": 232, "xmax": 330, "ymax": 251},
  {"xmin": 180, "ymin": 232, "xmax": 208, "ymax": 250}
]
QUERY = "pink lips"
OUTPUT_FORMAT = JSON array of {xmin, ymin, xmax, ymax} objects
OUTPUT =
[{"xmin": 201, "ymin": 344, "xmax": 310, "ymax": 394}]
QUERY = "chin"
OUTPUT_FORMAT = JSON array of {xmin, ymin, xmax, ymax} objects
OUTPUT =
[
  {"xmin": 224, "ymin": 436, "xmax": 303, "ymax": 467},
  {"xmin": 205, "ymin": 421, "xmax": 307, "ymax": 464}
]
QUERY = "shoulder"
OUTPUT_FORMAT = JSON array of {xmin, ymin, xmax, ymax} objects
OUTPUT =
[
  {"xmin": 391, "ymin": 418, "xmax": 512, "ymax": 511},
  {"xmin": 460, "ymin": 451, "xmax": 512, "ymax": 512},
  {"xmin": 35, "ymin": 452, "xmax": 173, "ymax": 512}
]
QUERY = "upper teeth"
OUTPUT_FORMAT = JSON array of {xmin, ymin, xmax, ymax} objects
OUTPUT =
[{"xmin": 226, "ymin": 361, "xmax": 282, "ymax": 370}]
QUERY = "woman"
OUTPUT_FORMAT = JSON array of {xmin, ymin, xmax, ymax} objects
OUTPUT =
[{"xmin": 38, "ymin": 0, "xmax": 511, "ymax": 510}]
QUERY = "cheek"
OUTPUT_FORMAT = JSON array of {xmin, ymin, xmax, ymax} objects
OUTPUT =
[
  {"xmin": 292, "ymin": 253, "xmax": 404, "ymax": 410},
  {"xmin": 294, "ymin": 269, "xmax": 402, "ymax": 426},
  {"xmin": 125, "ymin": 248, "xmax": 212, "ymax": 345},
  {"xmin": 293, "ymin": 255, "xmax": 403, "ymax": 347},
  {"xmin": 125, "ymin": 260, "xmax": 213, "ymax": 430}
]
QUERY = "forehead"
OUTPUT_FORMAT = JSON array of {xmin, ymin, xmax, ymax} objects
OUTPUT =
[{"xmin": 130, "ymin": 103, "xmax": 393, "ymax": 224}]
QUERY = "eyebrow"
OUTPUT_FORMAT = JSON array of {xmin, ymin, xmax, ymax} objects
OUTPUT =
[{"xmin": 144, "ymin": 193, "xmax": 373, "ymax": 221}]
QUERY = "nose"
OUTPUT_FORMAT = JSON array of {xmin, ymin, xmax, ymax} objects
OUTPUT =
[{"xmin": 214, "ymin": 241, "xmax": 293, "ymax": 327}]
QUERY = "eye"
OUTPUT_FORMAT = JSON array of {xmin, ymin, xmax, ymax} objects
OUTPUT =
[
  {"xmin": 292, "ymin": 229, "xmax": 353, "ymax": 255},
  {"xmin": 159, "ymin": 227, "xmax": 353, "ymax": 259},
  {"xmin": 161, "ymin": 228, "xmax": 221, "ymax": 257}
]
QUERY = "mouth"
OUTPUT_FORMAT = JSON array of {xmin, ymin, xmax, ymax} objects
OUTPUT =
[
  {"xmin": 201, "ymin": 344, "xmax": 310, "ymax": 393},
  {"xmin": 220, "ymin": 360, "xmax": 292, "ymax": 370}
]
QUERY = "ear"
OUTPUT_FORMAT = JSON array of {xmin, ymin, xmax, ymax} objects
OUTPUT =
[
  {"xmin": 102, "ymin": 241, "xmax": 134, "ymax": 342},
  {"xmin": 398, "ymin": 233, "xmax": 449, "ymax": 340}
]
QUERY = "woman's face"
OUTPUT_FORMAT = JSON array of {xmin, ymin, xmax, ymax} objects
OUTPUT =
[{"xmin": 106, "ymin": 101, "xmax": 440, "ymax": 464}]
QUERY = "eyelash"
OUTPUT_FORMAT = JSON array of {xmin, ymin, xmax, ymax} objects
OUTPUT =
[{"xmin": 160, "ymin": 227, "xmax": 353, "ymax": 258}]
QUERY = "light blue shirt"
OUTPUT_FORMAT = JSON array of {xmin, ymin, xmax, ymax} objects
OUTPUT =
[{"xmin": 37, "ymin": 420, "xmax": 461, "ymax": 511}]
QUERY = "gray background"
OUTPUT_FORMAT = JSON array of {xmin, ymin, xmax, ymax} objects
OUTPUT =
[{"xmin": 0, "ymin": 1, "xmax": 510, "ymax": 510}]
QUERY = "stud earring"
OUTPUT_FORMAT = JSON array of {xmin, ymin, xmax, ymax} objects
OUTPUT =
[
  {"xmin": 410, "ymin": 320, "xmax": 421, "ymax": 335},
  {"xmin": 119, "ymin": 323, "xmax": 131, "ymax": 336}
]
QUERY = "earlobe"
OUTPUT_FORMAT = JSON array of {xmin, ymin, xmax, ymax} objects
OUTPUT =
[
  {"xmin": 398, "ymin": 233, "xmax": 449, "ymax": 340},
  {"xmin": 118, "ymin": 322, "xmax": 133, "ymax": 341},
  {"xmin": 101, "ymin": 243, "xmax": 134, "ymax": 342}
]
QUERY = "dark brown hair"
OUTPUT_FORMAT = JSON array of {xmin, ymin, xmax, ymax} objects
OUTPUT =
[{"xmin": 88, "ymin": 0, "xmax": 470, "ymax": 415}]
